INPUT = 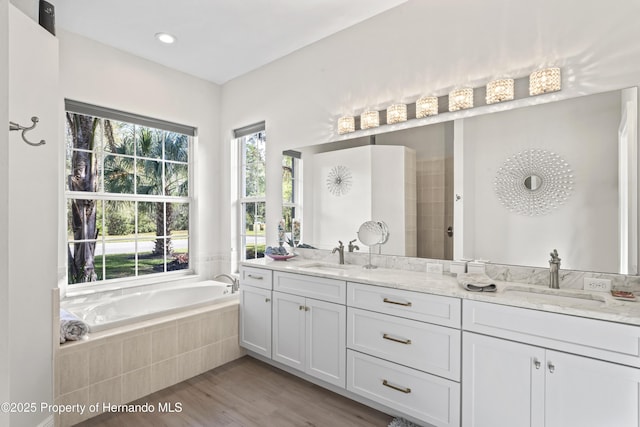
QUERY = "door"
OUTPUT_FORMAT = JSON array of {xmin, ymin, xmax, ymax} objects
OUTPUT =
[
  {"xmin": 462, "ymin": 332, "xmax": 544, "ymax": 427},
  {"xmin": 272, "ymin": 291, "xmax": 305, "ymax": 369},
  {"xmin": 545, "ymin": 350, "xmax": 640, "ymax": 427},
  {"xmin": 306, "ymin": 298, "xmax": 346, "ymax": 387},
  {"xmin": 239, "ymin": 285, "xmax": 272, "ymax": 357}
]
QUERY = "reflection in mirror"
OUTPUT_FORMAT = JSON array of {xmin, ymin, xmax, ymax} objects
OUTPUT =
[
  {"xmin": 524, "ymin": 175, "xmax": 542, "ymax": 191},
  {"xmin": 288, "ymin": 87, "xmax": 638, "ymax": 274}
]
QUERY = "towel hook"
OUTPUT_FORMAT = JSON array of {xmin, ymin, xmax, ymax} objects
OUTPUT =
[{"xmin": 9, "ymin": 116, "xmax": 46, "ymax": 146}]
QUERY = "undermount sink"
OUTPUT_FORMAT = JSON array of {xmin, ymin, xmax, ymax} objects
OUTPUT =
[
  {"xmin": 297, "ymin": 262, "xmax": 356, "ymax": 271},
  {"xmin": 502, "ymin": 286, "xmax": 607, "ymax": 307}
]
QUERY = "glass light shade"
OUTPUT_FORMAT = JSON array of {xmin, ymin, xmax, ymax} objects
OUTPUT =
[
  {"xmin": 360, "ymin": 110, "xmax": 380, "ymax": 129},
  {"xmin": 529, "ymin": 67, "xmax": 561, "ymax": 96},
  {"xmin": 416, "ymin": 96, "xmax": 438, "ymax": 118},
  {"xmin": 486, "ymin": 78, "xmax": 514, "ymax": 104},
  {"xmin": 337, "ymin": 116, "xmax": 355, "ymax": 134},
  {"xmin": 449, "ymin": 88, "xmax": 474, "ymax": 112},
  {"xmin": 386, "ymin": 104, "xmax": 407, "ymax": 124}
]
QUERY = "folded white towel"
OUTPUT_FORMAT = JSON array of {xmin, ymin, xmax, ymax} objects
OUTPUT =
[
  {"xmin": 60, "ymin": 309, "xmax": 89, "ymax": 344},
  {"xmin": 457, "ymin": 273, "xmax": 497, "ymax": 292}
]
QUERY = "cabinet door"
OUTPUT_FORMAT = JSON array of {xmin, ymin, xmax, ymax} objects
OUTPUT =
[
  {"xmin": 306, "ymin": 298, "xmax": 346, "ymax": 387},
  {"xmin": 545, "ymin": 350, "xmax": 640, "ymax": 427},
  {"xmin": 239, "ymin": 285, "xmax": 272, "ymax": 357},
  {"xmin": 462, "ymin": 332, "xmax": 544, "ymax": 427},
  {"xmin": 272, "ymin": 291, "xmax": 306, "ymax": 370}
]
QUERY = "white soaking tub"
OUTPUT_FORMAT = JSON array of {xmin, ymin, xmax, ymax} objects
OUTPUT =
[{"xmin": 62, "ymin": 280, "xmax": 238, "ymax": 332}]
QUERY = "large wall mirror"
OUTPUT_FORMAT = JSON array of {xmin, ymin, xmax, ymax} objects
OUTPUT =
[{"xmin": 287, "ymin": 87, "xmax": 638, "ymax": 275}]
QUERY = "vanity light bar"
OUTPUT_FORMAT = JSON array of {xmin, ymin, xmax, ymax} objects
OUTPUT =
[{"xmin": 336, "ymin": 67, "xmax": 561, "ymax": 135}]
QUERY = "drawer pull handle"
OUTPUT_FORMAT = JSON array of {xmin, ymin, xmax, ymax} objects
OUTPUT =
[
  {"xmin": 548, "ymin": 362, "xmax": 555, "ymax": 373},
  {"xmin": 383, "ymin": 298, "xmax": 412, "ymax": 307},
  {"xmin": 247, "ymin": 274, "xmax": 263, "ymax": 280},
  {"xmin": 383, "ymin": 334, "xmax": 412, "ymax": 345},
  {"xmin": 382, "ymin": 379, "xmax": 411, "ymax": 394}
]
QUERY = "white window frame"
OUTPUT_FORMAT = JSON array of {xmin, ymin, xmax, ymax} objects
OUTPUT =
[{"xmin": 64, "ymin": 100, "xmax": 195, "ymax": 292}]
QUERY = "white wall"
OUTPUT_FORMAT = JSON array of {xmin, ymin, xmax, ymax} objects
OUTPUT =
[
  {"xmin": 462, "ymin": 91, "xmax": 621, "ymax": 271},
  {"xmin": 7, "ymin": 5, "xmax": 58, "ymax": 426},
  {"xmin": 0, "ymin": 0, "xmax": 9, "ymax": 425},
  {"xmin": 220, "ymin": 0, "xmax": 640, "ymax": 250},
  {"xmin": 58, "ymin": 30, "xmax": 224, "ymax": 279}
]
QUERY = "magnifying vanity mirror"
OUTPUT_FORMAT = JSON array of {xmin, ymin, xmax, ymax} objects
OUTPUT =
[
  {"xmin": 357, "ymin": 220, "xmax": 389, "ymax": 269},
  {"xmin": 287, "ymin": 86, "xmax": 639, "ymax": 274}
]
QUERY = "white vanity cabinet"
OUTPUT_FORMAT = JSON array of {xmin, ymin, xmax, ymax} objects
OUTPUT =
[
  {"xmin": 346, "ymin": 282, "xmax": 462, "ymax": 427},
  {"xmin": 239, "ymin": 266, "xmax": 273, "ymax": 357},
  {"xmin": 272, "ymin": 271, "xmax": 347, "ymax": 387},
  {"xmin": 462, "ymin": 300, "xmax": 640, "ymax": 427}
]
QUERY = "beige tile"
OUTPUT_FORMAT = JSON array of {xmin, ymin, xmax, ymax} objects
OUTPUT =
[
  {"xmin": 201, "ymin": 342, "xmax": 222, "ymax": 372},
  {"xmin": 151, "ymin": 324, "xmax": 177, "ymax": 362},
  {"xmin": 201, "ymin": 311, "xmax": 222, "ymax": 344},
  {"xmin": 89, "ymin": 341, "xmax": 122, "ymax": 383},
  {"xmin": 58, "ymin": 350, "xmax": 90, "ymax": 395},
  {"xmin": 122, "ymin": 333, "xmax": 151, "ymax": 372},
  {"xmin": 177, "ymin": 318, "xmax": 202, "ymax": 353},
  {"xmin": 122, "ymin": 366, "xmax": 151, "ymax": 403},
  {"xmin": 89, "ymin": 376, "xmax": 122, "ymax": 407},
  {"xmin": 221, "ymin": 336, "xmax": 245, "ymax": 365},
  {"xmin": 56, "ymin": 387, "xmax": 90, "ymax": 427},
  {"xmin": 177, "ymin": 350, "xmax": 202, "ymax": 382},
  {"xmin": 151, "ymin": 358, "xmax": 177, "ymax": 392},
  {"xmin": 220, "ymin": 307, "xmax": 239, "ymax": 339}
]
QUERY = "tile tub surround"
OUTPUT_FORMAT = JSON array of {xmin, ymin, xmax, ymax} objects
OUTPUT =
[
  {"xmin": 54, "ymin": 299, "xmax": 245, "ymax": 427},
  {"xmin": 244, "ymin": 256, "xmax": 640, "ymax": 326}
]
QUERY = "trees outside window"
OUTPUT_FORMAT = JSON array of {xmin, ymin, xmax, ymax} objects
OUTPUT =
[
  {"xmin": 66, "ymin": 106, "xmax": 192, "ymax": 285},
  {"xmin": 238, "ymin": 129, "xmax": 266, "ymax": 260}
]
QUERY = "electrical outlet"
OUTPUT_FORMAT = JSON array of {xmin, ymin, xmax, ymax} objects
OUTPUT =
[
  {"xmin": 427, "ymin": 263, "xmax": 443, "ymax": 274},
  {"xmin": 583, "ymin": 277, "xmax": 612, "ymax": 292}
]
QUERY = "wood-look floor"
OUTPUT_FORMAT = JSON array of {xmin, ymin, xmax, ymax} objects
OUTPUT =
[{"xmin": 76, "ymin": 356, "xmax": 393, "ymax": 427}]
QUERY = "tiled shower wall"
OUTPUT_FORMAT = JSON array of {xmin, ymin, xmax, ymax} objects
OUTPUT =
[
  {"xmin": 417, "ymin": 158, "xmax": 452, "ymax": 259},
  {"xmin": 54, "ymin": 300, "xmax": 244, "ymax": 426}
]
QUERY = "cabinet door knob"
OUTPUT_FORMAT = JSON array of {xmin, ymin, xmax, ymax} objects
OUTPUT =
[
  {"xmin": 265, "ymin": 298, "xmax": 271, "ymax": 303},
  {"xmin": 305, "ymin": 306, "xmax": 310, "ymax": 311},
  {"xmin": 533, "ymin": 359, "xmax": 541, "ymax": 369},
  {"xmin": 299, "ymin": 305, "xmax": 305, "ymax": 311},
  {"xmin": 548, "ymin": 362, "xmax": 555, "ymax": 373}
]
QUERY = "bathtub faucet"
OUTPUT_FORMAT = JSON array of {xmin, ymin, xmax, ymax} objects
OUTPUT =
[{"xmin": 215, "ymin": 274, "xmax": 239, "ymax": 293}]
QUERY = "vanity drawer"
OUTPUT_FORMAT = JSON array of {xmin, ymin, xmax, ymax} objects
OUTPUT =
[
  {"xmin": 347, "ymin": 307, "xmax": 460, "ymax": 381},
  {"xmin": 240, "ymin": 266, "xmax": 273, "ymax": 290},
  {"xmin": 273, "ymin": 271, "xmax": 346, "ymax": 304},
  {"xmin": 463, "ymin": 300, "xmax": 640, "ymax": 367},
  {"xmin": 347, "ymin": 350, "xmax": 460, "ymax": 427},
  {"xmin": 347, "ymin": 282, "xmax": 461, "ymax": 328}
]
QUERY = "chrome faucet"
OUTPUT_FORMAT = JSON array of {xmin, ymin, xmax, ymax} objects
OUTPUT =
[
  {"xmin": 215, "ymin": 273, "xmax": 239, "ymax": 293},
  {"xmin": 549, "ymin": 249, "xmax": 561, "ymax": 289},
  {"xmin": 348, "ymin": 239, "xmax": 360, "ymax": 252},
  {"xmin": 332, "ymin": 240, "xmax": 345, "ymax": 264}
]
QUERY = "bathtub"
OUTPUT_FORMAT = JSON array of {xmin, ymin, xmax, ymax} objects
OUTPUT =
[{"xmin": 62, "ymin": 280, "xmax": 238, "ymax": 332}]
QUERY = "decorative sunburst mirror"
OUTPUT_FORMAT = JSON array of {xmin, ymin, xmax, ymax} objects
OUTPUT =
[
  {"xmin": 326, "ymin": 165, "xmax": 352, "ymax": 196},
  {"xmin": 494, "ymin": 149, "xmax": 574, "ymax": 216}
]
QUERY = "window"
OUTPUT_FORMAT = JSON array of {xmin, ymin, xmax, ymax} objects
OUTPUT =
[
  {"xmin": 282, "ymin": 151, "xmax": 302, "ymax": 247},
  {"xmin": 237, "ymin": 123, "xmax": 266, "ymax": 260},
  {"xmin": 65, "ymin": 100, "xmax": 194, "ymax": 286}
]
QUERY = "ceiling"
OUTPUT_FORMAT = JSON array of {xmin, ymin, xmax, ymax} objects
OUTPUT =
[{"xmin": 51, "ymin": 0, "xmax": 408, "ymax": 85}]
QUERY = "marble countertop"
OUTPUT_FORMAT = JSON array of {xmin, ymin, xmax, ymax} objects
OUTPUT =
[{"xmin": 242, "ymin": 258, "xmax": 640, "ymax": 326}]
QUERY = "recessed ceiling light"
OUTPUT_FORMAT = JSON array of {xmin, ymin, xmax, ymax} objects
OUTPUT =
[{"xmin": 155, "ymin": 32, "xmax": 176, "ymax": 44}]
